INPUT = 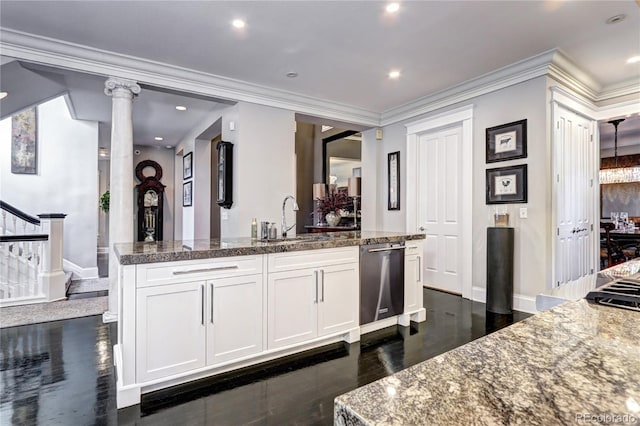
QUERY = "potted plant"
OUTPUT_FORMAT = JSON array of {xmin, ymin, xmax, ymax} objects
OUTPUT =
[
  {"xmin": 317, "ymin": 189, "xmax": 348, "ymax": 226},
  {"xmin": 100, "ymin": 191, "xmax": 110, "ymax": 213}
]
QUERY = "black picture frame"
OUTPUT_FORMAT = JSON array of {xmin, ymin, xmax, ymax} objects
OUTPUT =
[
  {"xmin": 486, "ymin": 164, "xmax": 527, "ymax": 204},
  {"xmin": 183, "ymin": 152, "xmax": 193, "ymax": 180},
  {"xmin": 486, "ymin": 119, "xmax": 527, "ymax": 163},
  {"xmin": 183, "ymin": 181, "xmax": 193, "ymax": 207},
  {"xmin": 388, "ymin": 151, "xmax": 400, "ymax": 210}
]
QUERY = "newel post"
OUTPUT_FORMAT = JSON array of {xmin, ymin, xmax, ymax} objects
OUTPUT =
[{"xmin": 38, "ymin": 214, "xmax": 67, "ymax": 301}]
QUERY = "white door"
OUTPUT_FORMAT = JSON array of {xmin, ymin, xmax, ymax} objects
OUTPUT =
[
  {"xmin": 267, "ymin": 268, "xmax": 317, "ymax": 349},
  {"xmin": 317, "ymin": 263, "xmax": 358, "ymax": 337},
  {"xmin": 206, "ymin": 274, "xmax": 263, "ymax": 366},
  {"xmin": 403, "ymin": 242, "xmax": 423, "ymax": 313},
  {"xmin": 554, "ymin": 105, "xmax": 596, "ymax": 285},
  {"xmin": 417, "ymin": 125, "xmax": 463, "ymax": 294},
  {"xmin": 136, "ymin": 281, "xmax": 206, "ymax": 382}
]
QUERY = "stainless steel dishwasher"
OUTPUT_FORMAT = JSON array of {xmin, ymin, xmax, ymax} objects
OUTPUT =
[{"xmin": 360, "ymin": 242, "xmax": 405, "ymax": 325}]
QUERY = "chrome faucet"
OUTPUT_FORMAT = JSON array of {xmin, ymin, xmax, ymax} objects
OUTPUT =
[{"xmin": 281, "ymin": 195, "xmax": 299, "ymax": 238}]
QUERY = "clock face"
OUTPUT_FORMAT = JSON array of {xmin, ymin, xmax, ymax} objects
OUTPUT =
[{"xmin": 144, "ymin": 190, "xmax": 158, "ymax": 207}]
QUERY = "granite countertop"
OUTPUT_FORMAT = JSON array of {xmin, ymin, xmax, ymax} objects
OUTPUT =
[
  {"xmin": 114, "ymin": 231, "xmax": 425, "ymax": 265},
  {"xmin": 335, "ymin": 299, "xmax": 640, "ymax": 425}
]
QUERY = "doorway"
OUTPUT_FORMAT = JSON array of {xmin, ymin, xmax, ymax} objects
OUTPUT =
[{"xmin": 405, "ymin": 106, "xmax": 473, "ymax": 299}]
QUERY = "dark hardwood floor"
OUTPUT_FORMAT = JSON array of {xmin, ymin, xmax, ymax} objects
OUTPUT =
[{"xmin": 0, "ymin": 289, "xmax": 531, "ymax": 425}]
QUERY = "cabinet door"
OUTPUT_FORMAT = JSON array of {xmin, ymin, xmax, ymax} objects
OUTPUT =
[
  {"xmin": 267, "ymin": 269, "xmax": 318, "ymax": 349},
  {"xmin": 317, "ymin": 263, "xmax": 359, "ymax": 337},
  {"xmin": 206, "ymin": 274, "xmax": 263, "ymax": 365},
  {"xmin": 404, "ymin": 254, "xmax": 419, "ymax": 313},
  {"xmin": 137, "ymin": 281, "xmax": 206, "ymax": 382}
]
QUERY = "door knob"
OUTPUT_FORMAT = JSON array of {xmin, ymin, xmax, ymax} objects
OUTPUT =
[{"xmin": 419, "ymin": 226, "xmax": 425, "ymax": 231}]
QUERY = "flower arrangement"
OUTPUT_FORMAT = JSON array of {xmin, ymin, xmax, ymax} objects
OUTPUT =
[{"xmin": 316, "ymin": 188, "xmax": 349, "ymax": 216}]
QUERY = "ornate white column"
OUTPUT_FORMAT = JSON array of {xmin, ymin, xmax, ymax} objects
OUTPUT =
[{"xmin": 103, "ymin": 77, "xmax": 140, "ymax": 323}]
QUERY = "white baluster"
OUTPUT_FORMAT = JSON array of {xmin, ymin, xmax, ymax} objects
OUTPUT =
[
  {"xmin": 0, "ymin": 242, "xmax": 7, "ymax": 299},
  {"xmin": 1, "ymin": 210, "xmax": 6, "ymax": 234}
]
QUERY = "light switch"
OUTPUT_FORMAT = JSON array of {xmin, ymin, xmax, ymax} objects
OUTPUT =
[
  {"xmin": 221, "ymin": 210, "xmax": 228, "ymax": 220},
  {"xmin": 519, "ymin": 207, "xmax": 528, "ymax": 219}
]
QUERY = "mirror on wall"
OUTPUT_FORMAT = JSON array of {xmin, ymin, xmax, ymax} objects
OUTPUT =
[{"xmin": 323, "ymin": 130, "xmax": 362, "ymax": 186}]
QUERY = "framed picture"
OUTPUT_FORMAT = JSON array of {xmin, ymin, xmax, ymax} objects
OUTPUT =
[
  {"xmin": 183, "ymin": 181, "xmax": 193, "ymax": 207},
  {"xmin": 183, "ymin": 152, "xmax": 193, "ymax": 180},
  {"xmin": 486, "ymin": 164, "xmax": 527, "ymax": 204},
  {"xmin": 11, "ymin": 107, "xmax": 38, "ymax": 174},
  {"xmin": 388, "ymin": 151, "xmax": 400, "ymax": 210},
  {"xmin": 486, "ymin": 119, "xmax": 527, "ymax": 163}
]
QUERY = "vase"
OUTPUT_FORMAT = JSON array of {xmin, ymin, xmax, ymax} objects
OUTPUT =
[{"xmin": 325, "ymin": 211, "xmax": 340, "ymax": 226}]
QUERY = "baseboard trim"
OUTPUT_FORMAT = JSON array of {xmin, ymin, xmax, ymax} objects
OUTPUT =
[
  {"xmin": 472, "ymin": 286, "xmax": 538, "ymax": 314},
  {"xmin": 63, "ymin": 259, "xmax": 99, "ymax": 280}
]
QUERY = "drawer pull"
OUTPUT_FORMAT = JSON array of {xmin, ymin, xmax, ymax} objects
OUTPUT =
[{"xmin": 173, "ymin": 265, "xmax": 239, "ymax": 275}]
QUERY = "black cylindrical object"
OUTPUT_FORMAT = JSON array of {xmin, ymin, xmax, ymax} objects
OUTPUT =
[{"xmin": 486, "ymin": 227, "xmax": 514, "ymax": 314}]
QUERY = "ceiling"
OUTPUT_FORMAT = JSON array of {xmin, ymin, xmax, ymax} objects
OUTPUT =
[{"xmin": 0, "ymin": 1, "xmax": 639, "ymax": 147}]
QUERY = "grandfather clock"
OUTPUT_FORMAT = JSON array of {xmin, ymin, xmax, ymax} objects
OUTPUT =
[{"xmin": 135, "ymin": 160, "xmax": 165, "ymax": 242}]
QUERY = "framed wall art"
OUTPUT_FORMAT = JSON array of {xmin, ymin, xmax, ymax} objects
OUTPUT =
[
  {"xmin": 388, "ymin": 151, "xmax": 400, "ymax": 210},
  {"xmin": 183, "ymin": 152, "xmax": 193, "ymax": 180},
  {"xmin": 183, "ymin": 181, "xmax": 193, "ymax": 207},
  {"xmin": 486, "ymin": 164, "xmax": 527, "ymax": 204},
  {"xmin": 11, "ymin": 107, "xmax": 38, "ymax": 174},
  {"xmin": 486, "ymin": 119, "xmax": 527, "ymax": 163}
]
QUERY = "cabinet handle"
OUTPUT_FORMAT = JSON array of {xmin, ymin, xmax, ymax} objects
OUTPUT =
[
  {"xmin": 173, "ymin": 265, "xmax": 239, "ymax": 275},
  {"xmin": 314, "ymin": 271, "xmax": 318, "ymax": 304},
  {"xmin": 320, "ymin": 269, "xmax": 325, "ymax": 302},
  {"xmin": 201, "ymin": 285, "xmax": 205, "ymax": 325},
  {"xmin": 210, "ymin": 283, "xmax": 214, "ymax": 324},
  {"xmin": 417, "ymin": 255, "xmax": 422, "ymax": 283}
]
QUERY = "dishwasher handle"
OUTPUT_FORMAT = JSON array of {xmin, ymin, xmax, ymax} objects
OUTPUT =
[{"xmin": 367, "ymin": 246, "xmax": 405, "ymax": 253}]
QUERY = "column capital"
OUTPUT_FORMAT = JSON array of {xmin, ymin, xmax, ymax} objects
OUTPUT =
[{"xmin": 104, "ymin": 77, "xmax": 141, "ymax": 98}]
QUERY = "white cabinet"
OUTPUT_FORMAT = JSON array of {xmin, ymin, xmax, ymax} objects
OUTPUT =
[
  {"xmin": 267, "ymin": 268, "xmax": 317, "ymax": 348},
  {"xmin": 317, "ymin": 263, "xmax": 359, "ymax": 336},
  {"xmin": 267, "ymin": 247, "xmax": 359, "ymax": 350},
  {"xmin": 206, "ymin": 274, "xmax": 263, "ymax": 365},
  {"xmin": 136, "ymin": 256, "xmax": 264, "ymax": 383},
  {"xmin": 404, "ymin": 241, "xmax": 424, "ymax": 314},
  {"xmin": 136, "ymin": 281, "xmax": 207, "ymax": 382}
]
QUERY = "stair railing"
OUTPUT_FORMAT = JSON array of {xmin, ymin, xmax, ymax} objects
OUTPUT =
[{"xmin": 0, "ymin": 201, "xmax": 66, "ymax": 307}]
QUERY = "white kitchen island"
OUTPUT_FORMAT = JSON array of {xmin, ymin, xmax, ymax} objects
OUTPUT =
[{"xmin": 112, "ymin": 231, "xmax": 425, "ymax": 409}]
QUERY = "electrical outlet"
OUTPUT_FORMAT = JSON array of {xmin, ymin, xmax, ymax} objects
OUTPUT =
[{"xmin": 519, "ymin": 207, "xmax": 528, "ymax": 219}]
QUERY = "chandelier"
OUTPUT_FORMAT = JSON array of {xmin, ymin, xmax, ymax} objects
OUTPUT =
[{"xmin": 599, "ymin": 118, "xmax": 640, "ymax": 184}]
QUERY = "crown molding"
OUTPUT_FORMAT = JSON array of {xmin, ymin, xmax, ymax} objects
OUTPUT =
[
  {"xmin": 0, "ymin": 28, "xmax": 380, "ymax": 126},
  {"xmin": 2, "ymin": 28, "xmax": 637, "ymax": 129}
]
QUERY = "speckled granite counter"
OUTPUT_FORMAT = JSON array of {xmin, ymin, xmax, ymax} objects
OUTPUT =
[
  {"xmin": 335, "ymin": 299, "xmax": 640, "ymax": 425},
  {"xmin": 114, "ymin": 231, "xmax": 424, "ymax": 265}
]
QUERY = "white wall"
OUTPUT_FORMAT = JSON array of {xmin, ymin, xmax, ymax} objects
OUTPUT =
[
  {"xmin": 132, "ymin": 145, "xmax": 176, "ymax": 241},
  {"xmin": 0, "ymin": 96, "xmax": 99, "ymax": 270},
  {"xmin": 220, "ymin": 102, "xmax": 296, "ymax": 238},
  {"xmin": 364, "ymin": 77, "xmax": 548, "ymax": 304},
  {"xmin": 174, "ymin": 107, "xmax": 226, "ymax": 241},
  {"xmin": 194, "ymin": 138, "xmax": 212, "ymax": 239}
]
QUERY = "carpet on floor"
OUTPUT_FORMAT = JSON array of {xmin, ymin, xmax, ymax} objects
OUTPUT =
[{"xmin": 0, "ymin": 296, "xmax": 108, "ymax": 328}]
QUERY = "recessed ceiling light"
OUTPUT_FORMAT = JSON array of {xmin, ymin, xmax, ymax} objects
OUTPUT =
[
  {"xmin": 166, "ymin": 145, "xmax": 173, "ymax": 149},
  {"xmin": 232, "ymin": 19, "xmax": 245, "ymax": 29},
  {"xmin": 606, "ymin": 14, "xmax": 625, "ymax": 24},
  {"xmin": 386, "ymin": 3, "xmax": 400, "ymax": 13},
  {"xmin": 627, "ymin": 56, "xmax": 640, "ymax": 64},
  {"xmin": 175, "ymin": 105, "xmax": 187, "ymax": 111},
  {"xmin": 0, "ymin": 92, "xmax": 7, "ymax": 100},
  {"xmin": 154, "ymin": 137, "xmax": 164, "ymax": 141},
  {"xmin": 285, "ymin": 71, "xmax": 298, "ymax": 78},
  {"xmin": 388, "ymin": 70, "xmax": 401, "ymax": 79}
]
